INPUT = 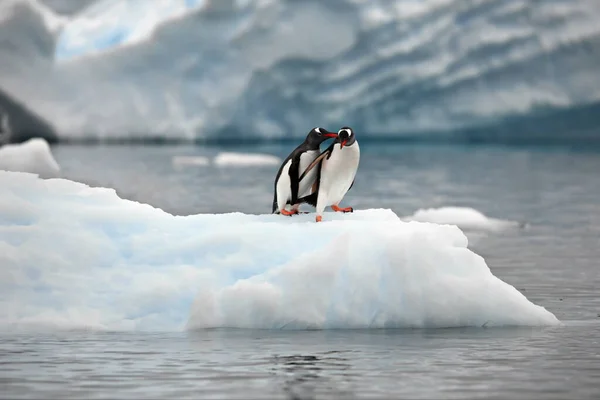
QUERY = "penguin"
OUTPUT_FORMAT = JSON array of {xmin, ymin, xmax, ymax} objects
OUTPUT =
[
  {"xmin": 272, "ymin": 127, "xmax": 338, "ymax": 215},
  {"xmin": 297, "ymin": 126, "xmax": 359, "ymax": 222}
]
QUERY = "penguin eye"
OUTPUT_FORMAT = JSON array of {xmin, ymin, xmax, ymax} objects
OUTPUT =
[{"xmin": 315, "ymin": 127, "xmax": 322, "ymax": 135}]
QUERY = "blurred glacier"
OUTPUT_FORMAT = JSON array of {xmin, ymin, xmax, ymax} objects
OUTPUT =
[
  {"xmin": 1, "ymin": 0, "xmax": 600, "ymax": 142},
  {"xmin": 54, "ymin": 0, "xmax": 206, "ymax": 61},
  {"xmin": 0, "ymin": 171, "xmax": 559, "ymax": 331}
]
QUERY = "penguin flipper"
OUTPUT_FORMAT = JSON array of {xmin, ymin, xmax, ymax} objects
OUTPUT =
[
  {"xmin": 298, "ymin": 146, "xmax": 332, "ymax": 183},
  {"xmin": 295, "ymin": 155, "xmax": 323, "ymax": 208}
]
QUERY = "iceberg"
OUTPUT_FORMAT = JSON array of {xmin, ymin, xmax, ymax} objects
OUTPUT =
[
  {"xmin": 0, "ymin": 171, "xmax": 559, "ymax": 332},
  {"xmin": 403, "ymin": 206, "xmax": 523, "ymax": 231},
  {"xmin": 2, "ymin": 0, "xmax": 600, "ymax": 142},
  {"xmin": 0, "ymin": 138, "xmax": 60, "ymax": 178},
  {"xmin": 171, "ymin": 155, "xmax": 210, "ymax": 168},
  {"xmin": 213, "ymin": 152, "xmax": 281, "ymax": 167},
  {"xmin": 170, "ymin": 152, "xmax": 281, "ymax": 168}
]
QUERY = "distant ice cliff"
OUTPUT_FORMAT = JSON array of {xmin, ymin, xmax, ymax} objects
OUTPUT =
[{"xmin": 1, "ymin": 0, "xmax": 599, "ymax": 143}]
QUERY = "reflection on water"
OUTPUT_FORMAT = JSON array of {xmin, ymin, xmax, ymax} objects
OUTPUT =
[{"xmin": 271, "ymin": 352, "xmax": 353, "ymax": 399}]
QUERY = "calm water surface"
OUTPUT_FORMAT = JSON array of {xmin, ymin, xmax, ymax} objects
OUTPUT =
[{"xmin": 2, "ymin": 143, "xmax": 599, "ymax": 399}]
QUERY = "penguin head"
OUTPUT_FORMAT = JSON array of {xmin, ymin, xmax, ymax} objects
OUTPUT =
[
  {"xmin": 337, "ymin": 127, "xmax": 355, "ymax": 149},
  {"xmin": 306, "ymin": 127, "xmax": 337, "ymax": 147}
]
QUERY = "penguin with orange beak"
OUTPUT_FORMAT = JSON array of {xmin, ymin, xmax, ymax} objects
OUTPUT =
[
  {"xmin": 272, "ymin": 127, "xmax": 338, "ymax": 215},
  {"xmin": 297, "ymin": 126, "xmax": 360, "ymax": 222}
]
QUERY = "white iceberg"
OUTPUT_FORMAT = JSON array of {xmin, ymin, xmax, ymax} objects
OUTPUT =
[
  {"xmin": 171, "ymin": 155, "xmax": 210, "ymax": 168},
  {"xmin": 172, "ymin": 152, "xmax": 281, "ymax": 168},
  {"xmin": 403, "ymin": 206, "xmax": 523, "ymax": 231},
  {"xmin": 0, "ymin": 171, "xmax": 559, "ymax": 332},
  {"xmin": 213, "ymin": 152, "xmax": 281, "ymax": 167},
  {"xmin": 0, "ymin": 138, "xmax": 60, "ymax": 178}
]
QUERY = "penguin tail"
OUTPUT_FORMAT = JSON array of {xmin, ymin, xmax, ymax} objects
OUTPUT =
[{"xmin": 297, "ymin": 192, "xmax": 318, "ymax": 207}]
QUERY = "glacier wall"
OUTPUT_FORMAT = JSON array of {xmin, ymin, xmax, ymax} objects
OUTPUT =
[{"xmin": 1, "ymin": 0, "xmax": 600, "ymax": 143}]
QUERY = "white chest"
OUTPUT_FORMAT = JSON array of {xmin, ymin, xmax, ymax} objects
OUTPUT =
[{"xmin": 320, "ymin": 142, "xmax": 360, "ymax": 202}]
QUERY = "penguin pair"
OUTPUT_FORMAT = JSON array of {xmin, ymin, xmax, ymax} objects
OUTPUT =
[
  {"xmin": 272, "ymin": 127, "xmax": 337, "ymax": 216},
  {"xmin": 272, "ymin": 126, "xmax": 360, "ymax": 222}
]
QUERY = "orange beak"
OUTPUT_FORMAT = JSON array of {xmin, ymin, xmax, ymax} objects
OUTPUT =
[
  {"xmin": 324, "ymin": 133, "xmax": 337, "ymax": 138},
  {"xmin": 340, "ymin": 139, "xmax": 348, "ymax": 149}
]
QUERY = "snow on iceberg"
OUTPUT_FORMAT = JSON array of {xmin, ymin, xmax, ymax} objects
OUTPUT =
[
  {"xmin": 403, "ymin": 207, "xmax": 523, "ymax": 231},
  {"xmin": 0, "ymin": 171, "xmax": 559, "ymax": 332},
  {"xmin": 0, "ymin": 138, "xmax": 60, "ymax": 178}
]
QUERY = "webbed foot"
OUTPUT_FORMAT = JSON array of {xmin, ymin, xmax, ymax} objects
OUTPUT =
[{"xmin": 331, "ymin": 205, "xmax": 353, "ymax": 213}]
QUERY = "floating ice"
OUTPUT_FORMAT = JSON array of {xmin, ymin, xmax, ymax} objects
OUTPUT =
[
  {"xmin": 213, "ymin": 152, "xmax": 281, "ymax": 167},
  {"xmin": 172, "ymin": 153, "xmax": 280, "ymax": 168},
  {"xmin": 171, "ymin": 155, "xmax": 210, "ymax": 168},
  {"xmin": 0, "ymin": 171, "xmax": 559, "ymax": 332},
  {"xmin": 403, "ymin": 207, "xmax": 523, "ymax": 231},
  {"xmin": 0, "ymin": 138, "xmax": 60, "ymax": 178}
]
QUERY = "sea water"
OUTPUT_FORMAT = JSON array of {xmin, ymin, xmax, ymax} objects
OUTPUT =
[{"xmin": 2, "ymin": 142, "xmax": 599, "ymax": 399}]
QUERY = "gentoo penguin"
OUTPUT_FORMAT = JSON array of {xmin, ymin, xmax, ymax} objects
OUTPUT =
[
  {"xmin": 298, "ymin": 126, "xmax": 359, "ymax": 222},
  {"xmin": 272, "ymin": 127, "xmax": 338, "ymax": 215}
]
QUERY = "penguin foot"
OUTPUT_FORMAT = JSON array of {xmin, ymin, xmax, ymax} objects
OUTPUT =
[
  {"xmin": 332, "ymin": 205, "xmax": 353, "ymax": 213},
  {"xmin": 315, "ymin": 215, "xmax": 322, "ymax": 222},
  {"xmin": 280, "ymin": 209, "xmax": 298, "ymax": 216}
]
